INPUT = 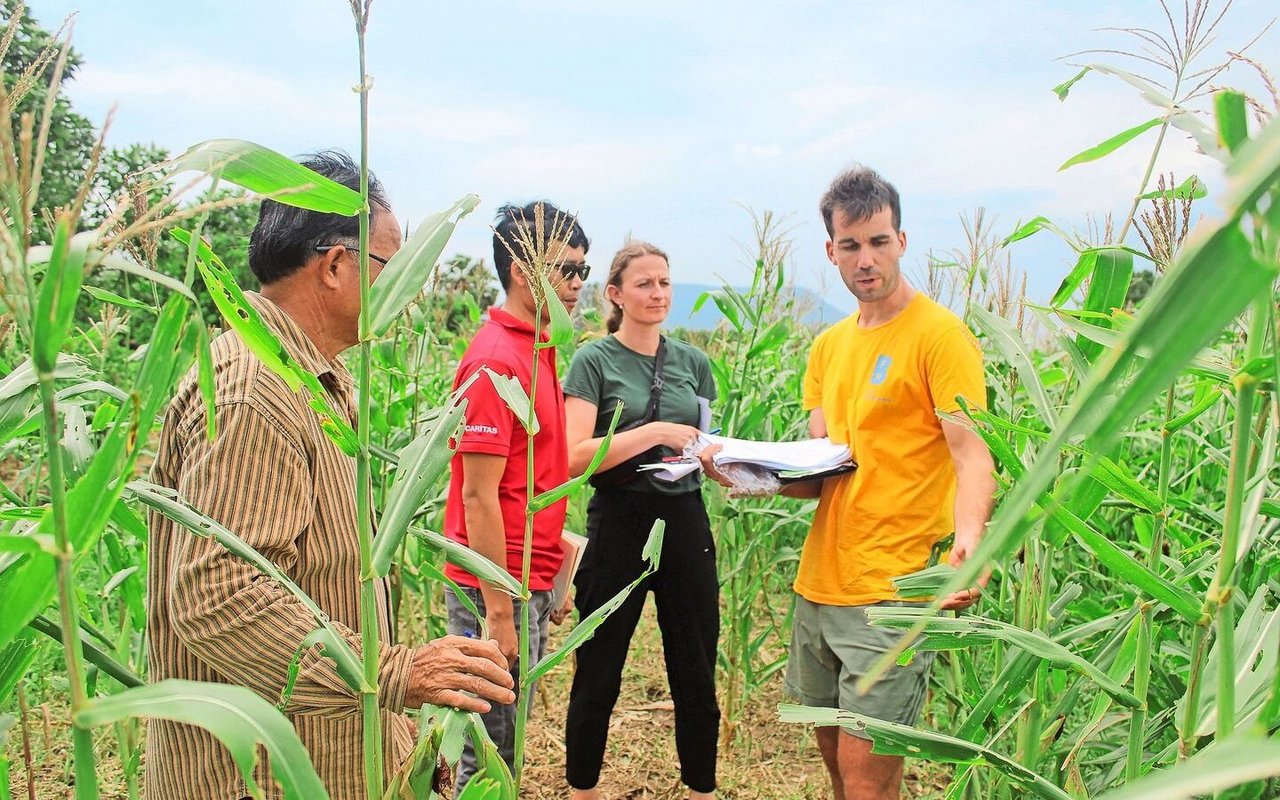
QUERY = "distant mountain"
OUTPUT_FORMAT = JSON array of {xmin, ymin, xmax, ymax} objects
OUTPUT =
[{"xmin": 662, "ymin": 283, "xmax": 849, "ymax": 331}]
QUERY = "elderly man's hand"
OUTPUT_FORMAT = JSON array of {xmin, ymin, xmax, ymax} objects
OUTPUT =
[{"xmin": 404, "ymin": 636, "xmax": 516, "ymax": 714}]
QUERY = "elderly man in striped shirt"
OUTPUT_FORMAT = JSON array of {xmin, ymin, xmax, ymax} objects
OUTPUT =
[{"xmin": 145, "ymin": 151, "xmax": 515, "ymax": 800}]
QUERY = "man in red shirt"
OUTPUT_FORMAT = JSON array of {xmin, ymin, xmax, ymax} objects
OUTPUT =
[{"xmin": 443, "ymin": 201, "xmax": 589, "ymax": 793}]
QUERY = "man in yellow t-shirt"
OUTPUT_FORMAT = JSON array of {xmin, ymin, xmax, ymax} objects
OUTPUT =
[{"xmin": 783, "ymin": 166, "xmax": 996, "ymax": 800}]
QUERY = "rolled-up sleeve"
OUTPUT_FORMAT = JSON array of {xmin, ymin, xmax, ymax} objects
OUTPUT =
[{"xmin": 169, "ymin": 399, "xmax": 414, "ymax": 719}]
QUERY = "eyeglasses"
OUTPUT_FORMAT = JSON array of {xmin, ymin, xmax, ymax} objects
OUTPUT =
[
  {"xmin": 556, "ymin": 262, "xmax": 591, "ymax": 281},
  {"xmin": 315, "ymin": 245, "xmax": 391, "ymax": 268}
]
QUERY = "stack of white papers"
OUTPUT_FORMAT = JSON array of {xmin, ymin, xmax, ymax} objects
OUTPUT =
[
  {"xmin": 638, "ymin": 434, "xmax": 853, "ymax": 482},
  {"xmin": 705, "ymin": 434, "xmax": 850, "ymax": 472}
]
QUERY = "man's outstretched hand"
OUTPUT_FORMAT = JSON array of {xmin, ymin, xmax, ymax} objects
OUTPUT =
[
  {"xmin": 405, "ymin": 636, "xmax": 516, "ymax": 714},
  {"xmin": 940, "ymin": 529, "xmax": 990, "ymax": 611}
]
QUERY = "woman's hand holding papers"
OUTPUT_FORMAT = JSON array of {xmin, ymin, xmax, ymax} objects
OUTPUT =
[{"xmin": 645, "ymin": 421, "xmax": 701, "ymax": 451}]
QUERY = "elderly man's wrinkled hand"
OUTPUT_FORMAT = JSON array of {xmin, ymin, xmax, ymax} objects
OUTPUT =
[{"xmin": 404, "ymin": 636, "xmax": 515, "ymax": 714}]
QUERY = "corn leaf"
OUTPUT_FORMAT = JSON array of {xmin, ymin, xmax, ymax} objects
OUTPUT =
[
  {"xmin": 865, "ymin": 607, "xmax": 1141, "ymax": 708},
  {"xmin": 278, "ymin": 628, "xmax": 364, "ymax": 714},
  {"xmin": 1059, "ymin": 117, "xmax": 1163, "ymax": 171},
  {"xmin": 426, "ymin": 563, "xmax": 486, "ymax": 639},
  {"xmin": 970, "ymin": 305, "xmax": 1056, "ymax": 425},
  {"xmin": 1002, "ymin": 216, "xmax": 1077, "ymax": 248},
  {"xmin": 76, "ymin": 679, "xmax": 329, "ymax": 800},
  {"xmin": 527, "ymin": 520, "xmax": 664, "ymax": 686},
  {"xmin": 0, "ymin": 629, "xmax": 37, "ymax": 705},
  {"xmin": 464, "ymin": 712, "xmax": 515, "ymax": 797},
  {"xmin": 364, "ymin": 195, "xmax": 480, "ymax": 339},
  {"xmin": 32, "ymin": 222, "xmax": 89, "ymax": 372},
  {"xmin": 1050, "ymin": 250, "xmax": 1098, "ymax": 307},
  {"xmin": 457, "ymin": 776, "xmax": 502, "ymax": 800},
  {"xmin": 778, "ymin": 705, "xmax": 1072, "ymax": 800},
  {"xmin": 1085, "ymin": 63, "xmax": 1175, "ymax": 111},
  {"xmin": 384, "ymin": 707, "xmax": 447, "ymax": 799},
  {"xmin": 174, "ymin": 228, "xmax": 359, "ymax": 456},
  {"xmin": 27, "ymin": 614, "xmax": 142, "ymax": 690},
  {"xmin": 94, "ymin": 252, "xmax": 196, "ymax": 301},
  {"xmin": 1137, "ymin": 174, "xmax": 1207, "ymax": 200},
  {"xmin": 372, "ymin": 394, "xmax": 468, "ymax": 577},
  {"xmin": 746, "ymin": 319, "xmax": 790, "ymax": 360},
  {"xmin": 1042, "ymin": 496, "xmax": 1201, "ymax": 621},
  {"xmin": 1091, "ymin": 457, "xmax": 1162, "ymax": 513},
  {"xmin": 1223, "ymin": 110, "xmax": 1280, "ymax": 214},
  {"xmin": 1215, "ymin": 91, "xmax": 1249, "ymax": 155},
  {"xmin": 536, "ymin": 273, "xmax": 574, "ymax": 350},
  {"xmin": 891, "ymin": 564, "xmax": 957, "ymax": 600},
  {"xmin": 83, "ymin": 286, "xmax": 155, "ymax": 312},
  {"xmin": 0, "ymin": 355, "xmax": 88, "ymax": 403},
  {"xmin": 170, "ymin": 139, "xmax": 362, "ymax": 214},
  {"xmin": 408, "ymin": 527, "xmax": 524, "ymax": 600},
  {"xmin": 174, "ymin": 228, "xmax": 301, "ymax": 390},
  {"xmin": 482, "ymin": 367, "xmax": 539, "ymax": 436},
  {"xmin": 1097, "ymin": 736, "xmax": 1280, "ymax": 799},
  {"xmin": 196, "ymin": 322, "xmax": 217, "ymax": 441},
  {"xmin": 1077, "ymin": 248, "xmax": 1133, "ymax": 361},
  {"xmin": 1053, "ymin": 67, "xmax": 1090, "ymax": 101},
  {"xmin": 529, "ymin": 402, "xmax": 623, "ymax": 512},
  {"xmin": 1182, "ymin": 589, "xmax": 1280, "ymax": 737}
]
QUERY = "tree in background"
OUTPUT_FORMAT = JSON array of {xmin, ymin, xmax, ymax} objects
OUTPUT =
[{"xmin": 1, "ymin": 1, "xmax": 94, "ymax": 239}]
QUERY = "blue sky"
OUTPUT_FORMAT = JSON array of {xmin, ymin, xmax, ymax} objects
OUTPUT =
[{"xmin": 30, "ymin": 0, "xmax": 1280, "ymax": 314}]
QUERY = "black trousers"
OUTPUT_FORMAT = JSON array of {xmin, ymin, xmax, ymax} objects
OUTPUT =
[{"xmin": 564, "ymin": 487, "xmax": 720, "ymax": 793}]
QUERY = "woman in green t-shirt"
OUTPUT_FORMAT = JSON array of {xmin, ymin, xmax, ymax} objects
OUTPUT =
[{"xmin": 561, "ymin": 241, "xmax": 720, "ymax": 799}]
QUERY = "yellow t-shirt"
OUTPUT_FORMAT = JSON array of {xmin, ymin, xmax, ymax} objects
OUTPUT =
[{"xmin": 797, "ymin": 292, "xmax": 986, "ymax": 606}]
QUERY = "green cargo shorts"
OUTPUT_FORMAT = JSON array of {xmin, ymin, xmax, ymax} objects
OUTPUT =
[{"xmin": 784, "ymin": 595, "xmax": 935, "ymax": 739}]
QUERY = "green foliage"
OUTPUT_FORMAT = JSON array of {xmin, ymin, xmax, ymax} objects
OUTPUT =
[
  {"xmin": 2, "ymin": 3, "xmax": 1278, "ymax": 799},
  {"xmin": 76, "ymin": 680, "xmax": 331, "ymax": 799},
  {"xmin": 0, "ymin": 1, "xmax": 93, "ymax": 241}
]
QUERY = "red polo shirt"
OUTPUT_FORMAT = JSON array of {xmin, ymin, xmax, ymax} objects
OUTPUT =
[{"xmin": 444, "ymin": 307, "xmax": 568, "ymax": 591}]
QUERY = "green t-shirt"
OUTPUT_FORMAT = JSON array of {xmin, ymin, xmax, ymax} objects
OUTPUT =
[{"xmin": 562, "ymin": 335, "xmax": 717, "ymax": 495}]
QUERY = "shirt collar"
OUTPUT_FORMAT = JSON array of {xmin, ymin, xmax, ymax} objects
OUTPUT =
[
  {"xmin": 487, "ymin": 306, "xmax": 550, "ymax": 343},
  {"xmin": 243, "ymin": 291, "xmax": 353, "ymax": 387}
]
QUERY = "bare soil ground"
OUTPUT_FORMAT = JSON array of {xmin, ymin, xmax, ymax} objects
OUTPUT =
[{"xmin": 7, "ymin": 601, "xmax": 949, "ymax": 799}]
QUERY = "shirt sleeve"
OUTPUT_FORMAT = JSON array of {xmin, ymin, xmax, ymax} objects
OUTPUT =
[
  {"xmin": 168, "ymin": 400, "xmax": 414, "ymax": 720},
  {"xmin": 925, "ymin": 323, "xmax": 987, "ymax": 414},
  {"xmin": 561, "ymin": 344, "xmax": 605, "ymax": 406},
  {"xmin": 454, "ymin": 356, "xmax": 518, "ymax": 457},
  {"xmin": 801, "ymin": 331, "xmax": 828, "ymax": 412},
  {"xmin": 695, "ymin": 349, "xmax": 717, "ymax": 402}
]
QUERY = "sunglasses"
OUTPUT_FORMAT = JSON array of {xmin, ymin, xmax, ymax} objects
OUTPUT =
[
  {"xmin": 315, "ymin": 244, "xmax": 391, "ymax": 268},
  {"xmin": 556, "ymin": 262, "xmax": 591, "ymax": 281}
]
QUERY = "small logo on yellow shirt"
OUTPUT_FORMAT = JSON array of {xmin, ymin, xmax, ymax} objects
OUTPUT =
[{"xmin": 870, "ymin": 355, "xmax": 892, "ymax": 385}]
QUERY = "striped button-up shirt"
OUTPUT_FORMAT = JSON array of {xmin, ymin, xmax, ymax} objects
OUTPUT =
[{"xmin": 145, "ymin": 292, "xmax": 414, "ymax": 800}]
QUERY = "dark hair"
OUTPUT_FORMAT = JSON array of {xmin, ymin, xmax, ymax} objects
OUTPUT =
[
  {"xmin": 819, "ymin": 165, "xmax": 901, "ymax": 236},
  {"xmin": 247, "ymin": 150, "xmax": 391, "ymax": 284},
  {"xmin": 491, "ymin": 201, "xmax": 590, "ymax": 290},
  {"xmin": 604, "ymin": 240, "xmax": 668, "ymax": 334}
]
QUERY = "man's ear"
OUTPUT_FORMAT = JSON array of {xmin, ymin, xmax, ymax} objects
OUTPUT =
[
  {"xmin": 899, "ymin": 229, "xmax": 908, "ymax": 254},
  {"xmin": 508, "ymin": 262, "xmax": 530, "ymax": 291},
  {"xmin": 315, "ymin": 245, "xmax": 346, "ymax": 289},
  {"xmin": 825, "ymin": 239, "xmax": 836, "ymax": 265}
]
